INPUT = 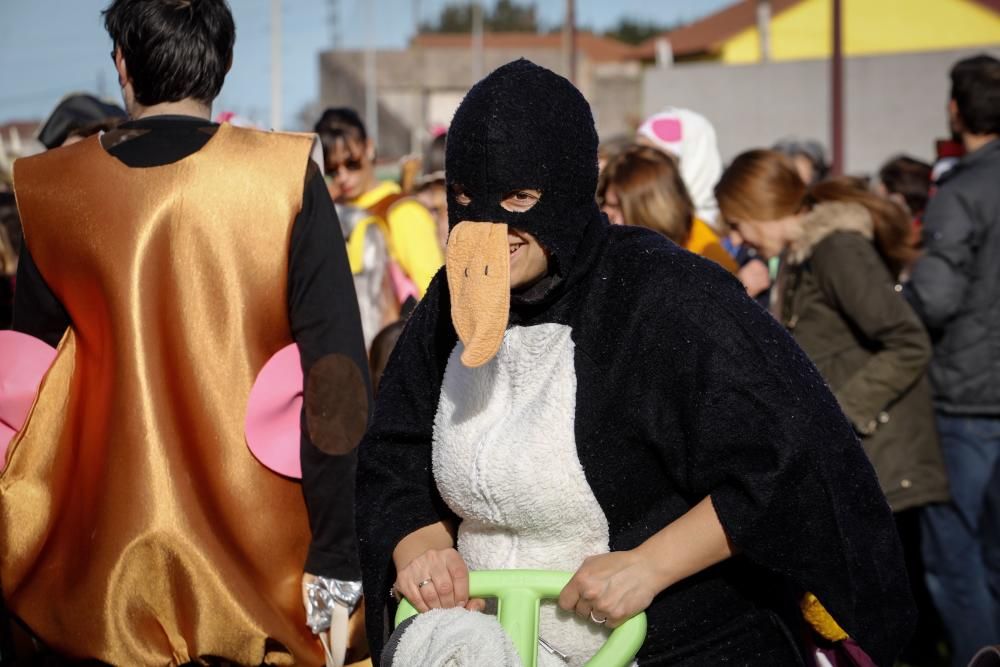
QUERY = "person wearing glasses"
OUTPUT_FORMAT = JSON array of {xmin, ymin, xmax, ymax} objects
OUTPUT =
[{"xmin": 315, "ymin": 108, "xmax": 444, "ymax": 348}]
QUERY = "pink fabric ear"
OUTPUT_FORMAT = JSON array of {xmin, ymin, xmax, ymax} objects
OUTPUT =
[
  {"xmin": 389, "ymin": 261, "xmax": 420, "ymax": 305},
  {"xmin": 0, "ymin": 331, "xmax": 58, "ymax": 469},
  {"xmin": 245, "ymin": 343, "xmax": 303, "ymax": 479},
  {"xmin": 651, "ymin": 117, "xmax": 683, "ymax": 143}
]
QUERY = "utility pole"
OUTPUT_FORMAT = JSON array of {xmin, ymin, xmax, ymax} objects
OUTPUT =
[
  {"xmin": 831, "ymin": 0, "xmax": 844, "ymax": 175},
  {"xmin": 326, "ymin": 0, "xmax": 340, "ymax": 48},
  {"xmin": 270, "ymin": 0, "xmax": 282, "ymax": 130},
  {"xmin": 756, "ymin": 0, "xmax": 771, "ymax": 62},
  {"xmin": 472, "ymin": 2, "xmax": 484, "ymax": 82},
  {"xmin": 364, "ymin": 0, "xmax": 379, "ymax": 150},
  {"xmin": 562, "ymin": 0, "xmax": 576, "ymax": 84}
]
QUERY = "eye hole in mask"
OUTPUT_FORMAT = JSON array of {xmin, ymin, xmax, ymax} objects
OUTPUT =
[
  {"xmin": 501, "ymin": 189, "xmax": 541, "ymax": 213},
  {"xmin": 451, "ymin": 184, "xmax": 542, "ymax": 213},
  {"xmin": 452, "ymin": 183, "xmax": 472, "ymax": 207}
]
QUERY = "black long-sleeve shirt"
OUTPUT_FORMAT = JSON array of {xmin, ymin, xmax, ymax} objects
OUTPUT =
[{"xmin": 13, "ymin": 116, "xmax": 369, "ymax": 580}]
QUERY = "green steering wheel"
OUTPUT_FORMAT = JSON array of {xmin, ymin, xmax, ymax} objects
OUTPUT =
[{"xmin": 393, "ymin": 570, "xmax": 647, "ymax": 667}]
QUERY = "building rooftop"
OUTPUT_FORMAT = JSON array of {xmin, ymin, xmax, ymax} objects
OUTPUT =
[
  {"xmin": 411, "ymin": 30, "xmax": 642, "ymax": 63},
  {"xmin": 635, "ymin": 0, "xmax": 1000, "ymax": 60}
]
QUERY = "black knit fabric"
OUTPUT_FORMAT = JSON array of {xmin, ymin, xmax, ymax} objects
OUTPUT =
[
  {"xmin": 355, "ymin": 60, "xmax": 915, "ymax": 666},
  {"xmin": 445, "ymin": 58, "xmax": 601, "ymax": 280}
]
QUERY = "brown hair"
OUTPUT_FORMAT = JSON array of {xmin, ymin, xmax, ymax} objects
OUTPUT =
[
  {"xmin": 807, "ymin": 178, "xmax": 917, "ymax": 278},
  {"xmin": 716, "ymin": 149, "xmax": 917, "ymax": 277},
  {"xmin": 597, "ymin": 145, "xmax": 694, "ymax": 245},
  {"xmin": 715, "ymin": 149, "xmax": 806, "ymax": 224}
]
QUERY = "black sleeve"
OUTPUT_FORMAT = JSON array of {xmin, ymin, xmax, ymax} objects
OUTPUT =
[
  {"xmin": 903, "ymin": 185, "xmax": 976, "ymax": 330},
  {"xmin": 354, "ymin": 270, "xmax": 458, "ymax": 662},
  {"xmin": 660, "ymin": 270, "xmax": 915, "ymax": 667},
  {"xmin": 289, "ymin": 164, "xmax": 372, "ymax": 580},
  {"xmin": 12, "ymin": 242, "xmax": 70, "ymax": 346}
]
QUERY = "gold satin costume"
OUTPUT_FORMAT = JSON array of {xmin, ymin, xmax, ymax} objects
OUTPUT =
[{"xmin": 2, "ymin": 124, "xmax": 357, "ymax": 665}]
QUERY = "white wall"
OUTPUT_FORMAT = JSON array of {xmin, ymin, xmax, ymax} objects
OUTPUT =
[{"xmin": 642, "ymin": 47, "xmax": 1000, "ymax": 174}]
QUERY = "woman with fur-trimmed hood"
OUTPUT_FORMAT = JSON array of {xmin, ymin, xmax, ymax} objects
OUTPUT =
[
  {"xmin": 715, "ymin": 153, "xmax": 947, "ymax": 513},
  {"xmin": 717, "ymin": 151, "xmax": 949, "ymax": 662}
]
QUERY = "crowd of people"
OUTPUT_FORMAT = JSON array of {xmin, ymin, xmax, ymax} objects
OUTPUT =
[{"xmin": 0, "ymin": 1, "xmax": 998, "ymax": 667}]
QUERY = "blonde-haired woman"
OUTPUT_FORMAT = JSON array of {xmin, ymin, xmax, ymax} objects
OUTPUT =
[{"xmin": 598, "ymin": 145, "xmax": 737, "ymax": 273}]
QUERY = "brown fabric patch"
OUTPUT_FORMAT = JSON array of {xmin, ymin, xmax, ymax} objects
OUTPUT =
[{"xmin": 305, "ymin": 354, "xmax": 369, "ymax": 455}]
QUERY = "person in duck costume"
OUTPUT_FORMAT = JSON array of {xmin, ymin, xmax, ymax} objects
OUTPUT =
[{"xmin": 355, "ymin": 59, "xmax": 915, "ymax": 666}]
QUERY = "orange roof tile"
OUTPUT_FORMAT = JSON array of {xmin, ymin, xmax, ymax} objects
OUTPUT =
[
  {"xmin": 973, "ymin": 0, "xmax": 1000, "ymax": 12},
  {"xmin": 635, "ymin": 0, "xmax": 802, "ymax": 59}
]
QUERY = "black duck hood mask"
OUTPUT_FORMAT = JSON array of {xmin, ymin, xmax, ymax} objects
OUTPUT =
[{"xmin": 444, "ymin": 59, "xmax": 602, "ymax": 368}]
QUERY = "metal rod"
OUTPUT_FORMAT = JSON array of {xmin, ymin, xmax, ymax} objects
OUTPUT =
[
  {"xmin": 831, "ymin": 0, "xmax": 844, "ymax": 175},
  {"xmin": 472, "ymin": 2, "xmax": 484, "ymax": 82},
  {"xmin": 364, "ymin": 0, "xmax": 378, "ymax": 149},
  {"xmin": 757, "ymin": 0, "xmax": 771, "ymax": 62},
  {"xmin": 563, "ymin": 0, "xmax": 576, "ymax": 84}
]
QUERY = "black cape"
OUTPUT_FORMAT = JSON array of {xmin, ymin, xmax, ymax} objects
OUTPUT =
[{"xmin": 356, "ymin": 216, "xmax": 915, "ymax": 665}]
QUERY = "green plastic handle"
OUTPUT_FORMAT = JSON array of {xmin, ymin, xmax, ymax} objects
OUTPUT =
[{"xmin": 393, "ymin": 570, "xmax": 647, "ymax": 667}]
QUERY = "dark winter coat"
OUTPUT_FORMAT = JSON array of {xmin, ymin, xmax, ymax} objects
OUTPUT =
[
  {"xmin": 780, "ymin": 202, "xmax": 949, "ymax": 512},
  {"xmin": 356, "ymin": 215, "xmax": 916, "ymax": 666},
  {"xmin": 904, "ymin": 139, "xmax": 1000, "ymax": 415}
]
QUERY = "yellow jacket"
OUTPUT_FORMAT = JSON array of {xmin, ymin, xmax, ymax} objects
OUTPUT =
[
  {"xmin": 351, "ymin": 181, "xmax": 444, "ymax": 296},
  {"xmin": 685, "ymin": 217, "xmax": 738, "ymax": 274}
]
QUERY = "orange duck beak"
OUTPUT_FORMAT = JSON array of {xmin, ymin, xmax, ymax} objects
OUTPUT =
[{"xmin": 446, "ymin": 221, "xmax": 510, "ymax": 368}]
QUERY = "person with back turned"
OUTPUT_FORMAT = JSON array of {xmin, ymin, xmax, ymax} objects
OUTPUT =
[{"xmin": 2, "ymin": 1, "xmax": 370, "ymax": 664}]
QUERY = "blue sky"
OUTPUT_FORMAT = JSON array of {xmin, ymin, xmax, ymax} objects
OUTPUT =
[{"xmin": 0, "ymin": 0, "xmax": 732, "ymax": 130}]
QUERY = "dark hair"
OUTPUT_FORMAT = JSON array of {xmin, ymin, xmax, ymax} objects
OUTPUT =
[
  {"xmin": 878, "ymin": 155, "xmax": 932, "ymax": 217},
  {"xmin": 772, "ymin": 137, "xmax": 829, "ymax": 184},
  {"xmin": 423, "ymin": 133, "xmax": 447, "ymax": 177},
  {"xmin": 950, "ymin": 54, "xmax": 1000, "ymax": 135},
  {"xmin": 103, "ymin": 0, "xmax": 235, "ymax": 106},
  {"xmin": 314, "ymin": 107, "xmax": 368, "ymax": 162},
  {"xmin": 369, "ymin": 320, "xmax": 404, "ymax": 394}
]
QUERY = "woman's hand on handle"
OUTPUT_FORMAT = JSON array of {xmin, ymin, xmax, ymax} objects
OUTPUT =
[
  {"xmin": 559, "ymin": 496, "xmax": 735, "ymax": 628},
  {"xmin": 557, "ymin": 550, "xmax": 659, "ymax": 628},
  {"xmin": 395, "ymin": 547, "xmax": 470, "ymax": 611},
  {"xmin": 392, "ymin": 521, "xmax": 486, "ymax": 613}
]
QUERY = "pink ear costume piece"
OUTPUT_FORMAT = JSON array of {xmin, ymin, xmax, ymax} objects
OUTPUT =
[
  {"xmin": 388, "ymin": 262, "xmax": 420, "ymax": 305},
  {"xmin": 245, "ymin": 343, "xmax": 304, "ymax": 479},
  {"xmin": 650, "ymin": 117, "xmax": 683, "ymax": 143},
  {"xmin": 0, "ymin": 331, "xmax": 58, "ymax": 469}
]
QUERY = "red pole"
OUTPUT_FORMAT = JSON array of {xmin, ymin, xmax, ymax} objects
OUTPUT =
[{"xmin": 831, "ymin": 0, "xmax": 844, "ymax": 175}]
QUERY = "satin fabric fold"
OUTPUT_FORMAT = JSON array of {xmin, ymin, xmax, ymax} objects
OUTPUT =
[{"xmin": 3, "ymin": 124, "xmax": 336, "ymax": 665}]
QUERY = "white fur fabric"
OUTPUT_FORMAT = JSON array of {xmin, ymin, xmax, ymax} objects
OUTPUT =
[
  {"xmin": 786, "ymin": 201, "xmax": 874, "ymax": 266},
  {"xmin": 433, "ymin": 323, "xmax": 612, "ymax": 666},
  {"xmin": 391, "ymin": 608, "xmax": 522, "ymax": 667}
]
